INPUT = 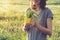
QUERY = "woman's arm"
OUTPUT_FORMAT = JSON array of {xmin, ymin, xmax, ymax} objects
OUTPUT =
[{"xmin": 35, "ymin": 18, "xmax": 52, "ymax": 36}]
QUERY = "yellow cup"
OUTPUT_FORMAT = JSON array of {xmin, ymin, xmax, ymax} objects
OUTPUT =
[{"xmin": 25, "ymin": 18, "xmax": 31, "ymax": 24}]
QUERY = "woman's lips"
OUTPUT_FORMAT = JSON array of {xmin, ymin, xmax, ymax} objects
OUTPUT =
[
  {"xmin": 33, "ymin": 7, "xmax": 36, "ymax": 10},
  {"xmin": 32, "ymin": 6, "xmax": 37, "ymax": 10}
]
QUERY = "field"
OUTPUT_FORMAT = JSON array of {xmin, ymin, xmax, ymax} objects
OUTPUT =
[{"xmin": 0, "ymin": 0, "xmax": 60, "ymax": 40}]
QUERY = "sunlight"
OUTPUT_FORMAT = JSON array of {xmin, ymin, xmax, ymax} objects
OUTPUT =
[
  {"xmin": 0, "ymin": 0, "xmax": 9, "ymax": 12},
  {"xmin": 0, "ymin": 0, "xmax": 21, "ymax": 13}
]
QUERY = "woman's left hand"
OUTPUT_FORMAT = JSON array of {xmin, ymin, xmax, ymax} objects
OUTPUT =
[{"xmin": 30, "ymin": 18, "xmax": 36, "ymax": 27}]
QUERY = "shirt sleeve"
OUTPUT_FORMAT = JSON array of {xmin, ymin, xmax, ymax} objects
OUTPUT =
[{"xmin": 47, "ymin": 9, "xmax": 53, "ymax": 20}]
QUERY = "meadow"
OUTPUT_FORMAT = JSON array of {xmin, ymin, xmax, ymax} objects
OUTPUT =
[{"xmin": 0, "ymin": 0, "xmax": 60, "ymax": 40}]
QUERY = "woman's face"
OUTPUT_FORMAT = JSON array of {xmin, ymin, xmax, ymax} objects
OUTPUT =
[{"xmin": 30, "ymin": 0, "xmax": 40, "ymax": 10}]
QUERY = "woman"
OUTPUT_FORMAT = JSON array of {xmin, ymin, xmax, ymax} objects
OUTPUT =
[{"xmin": 24, "ymin": 0, "xmax": 53, "ymax": 40}]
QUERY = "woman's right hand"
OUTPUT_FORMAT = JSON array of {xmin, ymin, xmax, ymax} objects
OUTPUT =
[{"xmin": 24, "ymin": 23, "xmax": 31, "ymax": 32}]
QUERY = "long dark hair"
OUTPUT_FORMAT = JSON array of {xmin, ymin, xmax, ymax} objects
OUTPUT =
[{"xmin": 39, "ymin": 0, "xmax": 47, "ymax": 9}]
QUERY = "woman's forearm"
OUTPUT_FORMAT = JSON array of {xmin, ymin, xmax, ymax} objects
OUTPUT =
[{"xmin": 36, "ymin": 24, "xmax": 52, "ymax": 36}]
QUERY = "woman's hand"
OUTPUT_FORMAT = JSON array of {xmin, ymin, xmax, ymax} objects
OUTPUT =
[
  {"xmin": 24, "ymin": 23, "xmax": 31, "ymax": 32},
  {"xmin": 30, "ymin": 18, "xmax": 36, "ymax": 27}
]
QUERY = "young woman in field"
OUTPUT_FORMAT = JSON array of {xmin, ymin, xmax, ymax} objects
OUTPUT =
[{"xmin": 24, "ymin": 0, "xmax": 53, "ymax": 40}]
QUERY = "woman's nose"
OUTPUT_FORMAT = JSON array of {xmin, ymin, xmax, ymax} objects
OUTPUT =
[{"xmin": 33, "ymin": 2, "xmax": 36, "ymax": 7}]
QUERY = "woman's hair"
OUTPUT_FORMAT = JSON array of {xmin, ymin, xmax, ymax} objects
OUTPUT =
[{"xmin": 39, "ymin": 0, "xmax": 47, "ymax": 9}]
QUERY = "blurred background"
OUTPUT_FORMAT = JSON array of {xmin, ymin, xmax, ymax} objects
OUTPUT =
[{"xmin": 0, "ymin": 0, "xmax": 60, "ymax": 40}]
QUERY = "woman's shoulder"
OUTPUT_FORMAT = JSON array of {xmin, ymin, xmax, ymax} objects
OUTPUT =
[
  {"xmin": 45, "ymin": 7, "xmax": 53, "ymax": 19},
  {"xmin": 44, "ymin": 7, "xmax": 52, "ymax": 12}
]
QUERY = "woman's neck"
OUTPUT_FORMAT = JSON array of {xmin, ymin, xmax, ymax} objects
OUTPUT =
[{"xmin": 36, "ymin": 7, "xmax": 41, "ymax": 14}]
